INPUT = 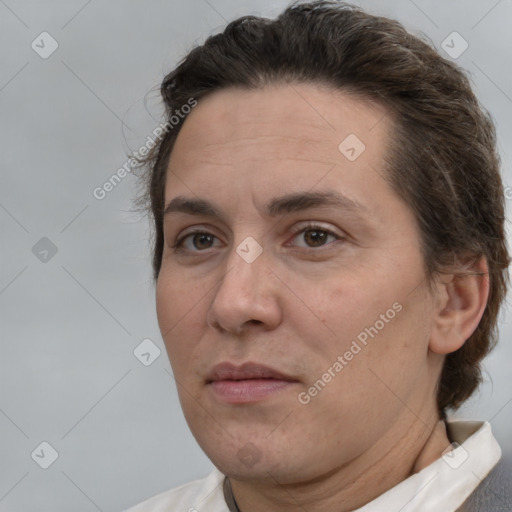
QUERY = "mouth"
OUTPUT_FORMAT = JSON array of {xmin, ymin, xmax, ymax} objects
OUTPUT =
[{"xmin": 206, "ymin": 362, "xmax": 299, "ymax": 404}]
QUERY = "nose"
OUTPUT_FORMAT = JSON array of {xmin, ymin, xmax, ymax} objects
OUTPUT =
[{"xmin": 206, "ymin": 245, "xmax": 283, "ymax": 336}]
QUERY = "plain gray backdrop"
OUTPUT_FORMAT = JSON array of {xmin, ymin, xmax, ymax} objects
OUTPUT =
[{"xmin": 1, "ymin": 0, "xmax": 511, "ymax": 511}]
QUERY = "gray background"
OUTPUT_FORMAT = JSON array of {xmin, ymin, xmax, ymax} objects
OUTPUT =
[{"xmin": 1, "ymin": 0, "xmax": 511, "ymax": 510}]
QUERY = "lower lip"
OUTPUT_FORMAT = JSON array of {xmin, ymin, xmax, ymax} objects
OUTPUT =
[{"xmin": 209, "ymin": 379, "xmax": 295, "ymax": 403}]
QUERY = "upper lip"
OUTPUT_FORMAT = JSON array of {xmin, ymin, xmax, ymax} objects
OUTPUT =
[{"xmin": 206, "ymin": 362, "xmax": 298, "ymax": 383}]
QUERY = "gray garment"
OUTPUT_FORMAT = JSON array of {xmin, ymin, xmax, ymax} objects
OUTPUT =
[
  {"xmin": 456, "ymin": 457, "xmax": 512, "ymax": 512},
  {"xmin": 223, "ymin": 477, "xmax": 240, "ymax": 512}
]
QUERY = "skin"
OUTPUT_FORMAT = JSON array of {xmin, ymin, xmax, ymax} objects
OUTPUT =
[{"xmin": 155, "ymin": 83, "xmax": 489, "ymax": 512}]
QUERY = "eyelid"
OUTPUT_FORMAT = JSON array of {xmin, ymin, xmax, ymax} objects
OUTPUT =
[
  {"xmin": 288, "ymin": 221, "xmax": 344, "ymax": 238},
  {"xmin": 284, "ymin": 221, "xmax": 345, "ymax": 250},
  {"xmin": 173, "ymin": 227, "xmax": 224, "ymax": 251}
]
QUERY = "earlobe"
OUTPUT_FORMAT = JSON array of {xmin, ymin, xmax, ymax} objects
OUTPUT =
[{"xmin": 429, "ymin": 257, "xmax": 489, "ymax": 355}]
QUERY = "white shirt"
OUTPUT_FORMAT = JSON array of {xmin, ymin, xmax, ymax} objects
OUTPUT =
[{"xmin": 124, "ymin": 420, "xmax": 501, "ymax": 512}]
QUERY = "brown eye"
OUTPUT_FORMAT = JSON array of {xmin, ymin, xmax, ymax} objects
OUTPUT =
[
  {"xmin": 289, "ymin": 227, "xmax": 338, "ymax": 248},
  {"xmin": 192, "ymin": 233, "xmax": 214, "ymax": 250},
  {"xmin": 303, "ymin": 229, "xmax": 330, "ymax": 247},
  {"xmin": 175, "ymin": 231, "xmax": 222, "ymax": 252}
]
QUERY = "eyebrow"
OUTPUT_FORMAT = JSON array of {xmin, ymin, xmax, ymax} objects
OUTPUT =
[{"xmin": 163, "ymin": 191, "xmax": 366, "ymax": 220}]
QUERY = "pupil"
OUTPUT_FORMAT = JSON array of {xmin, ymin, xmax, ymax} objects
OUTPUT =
[
  {"xmin": 194, "ymin": 234, "xmax": 213, "ymax": 249},
  {"xmin": 305, "ymin": 230, "xmax": 327, "ymax": 246}
]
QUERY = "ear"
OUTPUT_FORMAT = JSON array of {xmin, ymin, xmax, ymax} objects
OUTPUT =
[{"xmin": 429, "ymin": 257, "xmax": 490, "ymax": 355}]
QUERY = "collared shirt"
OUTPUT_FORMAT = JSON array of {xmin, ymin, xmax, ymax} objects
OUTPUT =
[{"xmin": 124, "ymin": 420, "xmax": 501, "ymax": 512}]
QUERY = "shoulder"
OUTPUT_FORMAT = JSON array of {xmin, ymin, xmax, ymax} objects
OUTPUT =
[
  {"xmin": 456, "ymin": 455, "xmax": 512, "ymax": 512},
  {"xmin": 124, "ymin": 467, "xmax": 228, "ymax": 512}
]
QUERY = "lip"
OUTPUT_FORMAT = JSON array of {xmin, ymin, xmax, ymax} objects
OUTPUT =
[{"xmin": 206, "ymin": 362, "xmax": 298, "ymax": 404}]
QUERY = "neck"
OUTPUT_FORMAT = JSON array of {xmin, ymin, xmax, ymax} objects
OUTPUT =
[{"xmin": 228, "ymin": 416, "xmax": 450, "ymax": 512}]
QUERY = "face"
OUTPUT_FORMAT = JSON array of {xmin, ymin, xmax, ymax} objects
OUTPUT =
[{"xmin": 156, "ymin": 83, "xmax": 444, "ymax": 484}]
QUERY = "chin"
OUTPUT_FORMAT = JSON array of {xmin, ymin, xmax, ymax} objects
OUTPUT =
[
  {"xmin": 202, "ymin": 436, "xmax": 313, "ymax": 484},
  {"xmin": 214, "ymin": 454, "xmax": 292, "ymax": 483}
]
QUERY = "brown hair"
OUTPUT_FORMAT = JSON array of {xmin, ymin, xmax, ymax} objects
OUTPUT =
[{"xmin": 135, "ymin": 0, "xmax": 509, "ymax": 414}]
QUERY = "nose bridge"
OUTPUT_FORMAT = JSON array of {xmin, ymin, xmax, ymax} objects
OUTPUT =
[
  {"xmin": 207, "ymin": 239, "xmax": 281, "ymax": 333},
  {"xmin": 218, "ymin": 240, "xmax": 266, "ymax": 299}
]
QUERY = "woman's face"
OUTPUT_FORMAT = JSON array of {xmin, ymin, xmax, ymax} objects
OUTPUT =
[{"xmin": 156, "ymin": 83, "xmax": 444, "ymax": 483}]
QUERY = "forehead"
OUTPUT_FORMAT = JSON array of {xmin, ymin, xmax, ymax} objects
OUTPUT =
[
  {"xmin": 170, "ymin": 83, "xmax": 391, "ymax": 170},
  {"xmin": 163, "ymin": 84, "xmax": 398, "ymax": 225}
]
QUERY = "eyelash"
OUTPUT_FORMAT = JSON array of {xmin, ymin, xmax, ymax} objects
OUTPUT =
[{"xmin": 172, "ymin": 224, "xmax": 342, "ymax": 253}]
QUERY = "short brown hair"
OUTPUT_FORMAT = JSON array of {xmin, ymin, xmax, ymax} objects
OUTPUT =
[{"xmin": 135, "ymin": 0, "xmax": 509, "ymax": 414}]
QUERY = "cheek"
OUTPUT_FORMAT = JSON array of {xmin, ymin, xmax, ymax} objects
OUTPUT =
[
  {"xmin": 155, "ymin": 272, "xmax": 206, "ymax": 368},
  {"xmin": 155, "ymin": 275, "xmax": 178, "ymax": 335},
  {"xmin": 296, "ymin": 297, "xmax": 434, "ymax": 442},
  {"xmin": 296, "ymin": 258, "xmax": 433, "ymax": 373},
  {"xmin": 292, "ymin": 268, "xmax": 398, "ymax": 346},
  {"xmin": 156, "ymin": 267, "xmax": 204, "ymax": 329}
]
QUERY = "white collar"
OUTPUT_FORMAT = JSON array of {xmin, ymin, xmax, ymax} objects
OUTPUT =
[{"xmin": 353, "ymin": 420, "xmax": 501, "ymax": 512}]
